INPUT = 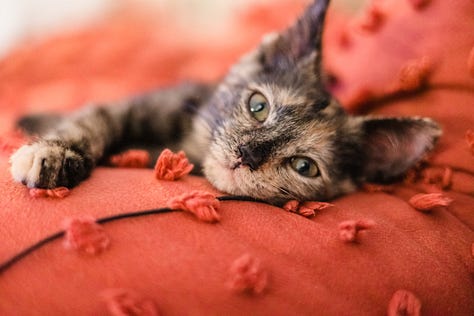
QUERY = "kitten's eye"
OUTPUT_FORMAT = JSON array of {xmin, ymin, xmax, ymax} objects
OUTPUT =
[
  {"xmin": 290, "ymin": 157, "xmax": 319, "ymax": 177},
  {"xmin": 248, "ymin": 92, "xmax": 270, "ymax": 122}
]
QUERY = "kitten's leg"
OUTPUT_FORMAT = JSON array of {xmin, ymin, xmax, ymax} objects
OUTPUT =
[{"xmin": 10, "ymin": 83, "xmax": 213, "ymax": 189}]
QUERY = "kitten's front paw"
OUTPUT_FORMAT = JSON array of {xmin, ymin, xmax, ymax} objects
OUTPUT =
[{"xmin": 10, "ymin": 141, "xmax": 93, "ymax": 189}]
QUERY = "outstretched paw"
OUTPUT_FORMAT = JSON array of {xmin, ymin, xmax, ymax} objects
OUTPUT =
[{"xmin": 10, "ymin": 141, "xmax": 93, "ymax": 189}]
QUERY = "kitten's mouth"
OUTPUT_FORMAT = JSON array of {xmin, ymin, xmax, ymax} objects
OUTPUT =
[
  {"xmin": 231, "ymin": 162, "xmax": 242, "ymax": 170},
  {"xmin": 230, "ymin": 157, "xmax": 243, "ymax": 170}
]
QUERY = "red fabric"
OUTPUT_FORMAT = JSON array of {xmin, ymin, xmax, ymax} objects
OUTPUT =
[
  {"xmin": 323, "ymin": 0, "xmax": 474, "ymax": 112},
  {"xmin": 0, "ymin": 0, "xmax": 473, "ymax": 315}
]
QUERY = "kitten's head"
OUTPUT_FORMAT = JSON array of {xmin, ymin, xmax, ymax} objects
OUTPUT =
[{"xmin": 201, "ymin": 0, "xmax": 441, "ymax": 204}]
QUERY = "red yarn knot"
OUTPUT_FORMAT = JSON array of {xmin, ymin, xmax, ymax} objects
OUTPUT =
[
  {"xmin": 337, "ymin": 28, "xmax": 352, "ymax": 48},
  {"xmin": 63, "ymin": 215, "xmax": 110, "ymax": 255},
  {"xmin": 154, "ymin": 149, "xmax": 194, "ymax": 181},
  {"xmin": 398, "ymin": 57, "xmax": 432, "ymax": 92},
  {"xmin": 358, "ymin": 3, "xmax": 385, "ymax": 32},
  {"xmin": 101, "ymin": 288, "xmax": 159, "ymax": 316},
  {"xmin": 227, "ymin": 253, "xmax": 268, "ymax": 295},
  {"xmin": 29, "ymin": 186, "xmax": 70, "ymax": 198},
  {"xmin": 387, "ymin": 290, "xmax": 421, "ymax": 316},
  {"xmin": 421, "ymin": 167, "xmax": 453, "ymax": 190},
  {"xmin": 408, "ymin": 193, "xmax": 453, "ymax": 212},
  {"xmin": 109, "ymin": 149, "xmax": 150, "ymax": 168},
  {"xmin": 168, "ymin": 191, "xmax": 220, "ymax": 222},
  {"xmin": 338, "ymin": 219, "xmax": 375, "ymax": 243},
  {"xmin": 283, "ymin": 200, "xmax": 333, "ymax": 218},
  {"xmin": 282, "ymin": 200, "xmax": 300, "ymax": 212},
  {"xmin": 441, "ymin": 167, "xmax": 453, "ymax": 190},
  {"xmin": 466, "ymin": 130, "xmax": 474, "ymax": 155},
  {"xmin": 408, "ymin": 0, "xmax": 431, "ymax": 10}
]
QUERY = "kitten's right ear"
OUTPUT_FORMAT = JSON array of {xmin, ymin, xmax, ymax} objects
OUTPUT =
[
  {"xmin": 356, "ymin": 117, "xmax": 442, "ymax": 183},
  {"xmin": 259, "ymin": 0, "xmax": 330, "ymax": 73}
]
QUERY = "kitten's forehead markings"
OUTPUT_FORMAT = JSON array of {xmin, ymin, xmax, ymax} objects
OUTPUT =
[{"xmin": 229, "ymin": 52, "xmax": 262, "ymax": 81}]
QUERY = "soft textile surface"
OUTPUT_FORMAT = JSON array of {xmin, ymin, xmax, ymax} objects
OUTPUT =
[{"xmin": 1, "ymin": 0, "xmax": 473, "ymax": 315}]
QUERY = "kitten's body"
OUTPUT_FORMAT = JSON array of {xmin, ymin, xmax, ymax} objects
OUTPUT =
[{"xmin": 10, "ymin": 0, "xmax": 441, "ymax": 205}]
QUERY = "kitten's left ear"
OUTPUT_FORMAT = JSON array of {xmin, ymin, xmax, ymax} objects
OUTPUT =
[
  {"xmin": 260, "ymin": 0, "xmax": 330, "ymax": 72},
  {"xmin": 357, "ymin": 117, "xmax": 442, "ymax": 183}
]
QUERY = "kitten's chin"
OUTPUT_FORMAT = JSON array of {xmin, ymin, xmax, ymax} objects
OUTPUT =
[
  {"xmin": 202, "ymin": 156, "xmax": 245, "ymax": 196},
  {"xmin": 203, "ymin": 155, "xmax": 269, "ymax": 199}
]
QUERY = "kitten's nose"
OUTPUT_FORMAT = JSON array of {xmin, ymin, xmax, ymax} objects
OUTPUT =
[{"xmin": 238, "ymin": 144, "xmax": 264, "ymax": 170}]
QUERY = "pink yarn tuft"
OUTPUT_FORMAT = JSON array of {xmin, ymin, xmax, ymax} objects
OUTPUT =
[
  {"xmin": 63, "ymin": 215, "xmax": 110, "ymax": 255},
  {"xmin": 397, "ymin": 57, "xmax": 432, "ymax": 92},
  {"xmin": 466, "ymin": 130, "xmax": 474, "ymax": 155},
  {"xmin": 282, "ymin": 200, "xmax": 299, "ymax": 213},
  {"xmin": 338, "ymin": 28, "xmax": 352, "ymax": 48},
  {"xmin": 358, "ymin": 3, "xmax": 385, "ymax": 33},
  {"xmin": 338, "ymin": 219, "xmax": 375, "ymax": 243},
  {"xmin": 109, "ymin": 149, "xmax": 150, "ymax": 168},
  {"xmin": 0, "ymin": 130, "xmax": 26, "ymax": 154},
  {"xmin": 29, "ymin": 186, "xmax": 70, "ymax": 198},
  {"xmin": 283, "ymin": 200, "xmax": 333, "ymax": 218},
  {"xmin": 154, "ymin": 149, "xmax": 194, "ymax": 181},
  {"xmin": 227, "ymin": 253, "xmax": 268, "ymax": 295},
  {"xmin": 168, "ymin": 190, "xmax": 220, "ymax": 222},
  {"xmin": 408, "ymin": 193, "xmax": 453, "ymax": 212},
  {"xmin": 387, "ymin": 289, "xmax": 422, "ymax": 316},
  {"xmin": 408, "ymin": 0, "xmax": 431, "ymax": 10},
  {"xmin": 101, "ymin": 288, "xmax": 159, "ymax": 316}
]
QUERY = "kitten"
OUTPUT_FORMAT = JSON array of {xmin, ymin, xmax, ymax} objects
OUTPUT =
[{"xmin": 10, "ymin": 0, "xmax": 441, "ymax": 205}]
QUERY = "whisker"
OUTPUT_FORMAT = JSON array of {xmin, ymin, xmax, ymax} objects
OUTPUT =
[{"xmin": 268, "ymin": 180, "xmax": 298, "ymax": 201}]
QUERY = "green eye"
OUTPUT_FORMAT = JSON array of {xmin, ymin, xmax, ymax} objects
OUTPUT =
[
  {"xmin": 290, "ymin": 157, "xmax": 319, "ymax": 177},
  {"xmin": 248, "ymin": 92, "xmax": 270, "ymax": 122}
]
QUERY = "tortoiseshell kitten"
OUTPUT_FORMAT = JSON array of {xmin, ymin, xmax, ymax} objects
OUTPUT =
[{"xmin": 10, "ymin": 0, "xmax": 440, "ymax": 205}]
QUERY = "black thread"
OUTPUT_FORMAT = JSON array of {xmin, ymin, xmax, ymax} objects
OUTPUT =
[
  {"xmin": 217, "ymin": 195, "xmax": 268, "ymax": 204},
  {"xmin": 0, "ymin": 231, "xmax": 65, "ymax": 275},
  {"xmin": 0, "ymin": 196, "xmax": 271, "ymax": 275}
]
